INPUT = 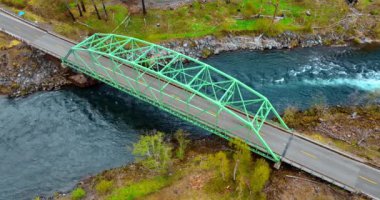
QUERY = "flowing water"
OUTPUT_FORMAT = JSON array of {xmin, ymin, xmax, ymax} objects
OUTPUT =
[
  {"xmin": 0, "ymin": 45, "xmax": 379, "ymax": 200},
  {"xmin": 206, "ymin": 45, "xmax": 380, "ymax": 110}
]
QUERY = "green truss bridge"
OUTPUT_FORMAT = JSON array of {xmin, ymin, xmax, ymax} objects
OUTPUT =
[
  {"xmin": 62, "ymin": 33, "xmax": 289, "ymax": 162},
  {"xmin": 1, "ymin": 8, "xmax": 380, "ymax": 198}
]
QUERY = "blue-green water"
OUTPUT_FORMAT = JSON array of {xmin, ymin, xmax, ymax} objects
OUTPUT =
[
  {"xmin": 0, "ymin": 46, "xmax": 379, "ymax": 200},
  {"xmin": 206, "ymin": 46, "xmax": 380, "ymax": 110}
]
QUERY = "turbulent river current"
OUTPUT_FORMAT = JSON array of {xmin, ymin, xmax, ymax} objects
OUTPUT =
[{"xmin": 0, "ymin": 45, "xmax": 379, "ymax": 199}]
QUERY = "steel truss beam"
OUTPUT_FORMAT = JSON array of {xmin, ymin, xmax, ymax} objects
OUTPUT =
[{"xmin": 62, "ymin": 33, "xmax": 289, "ymax": 162}]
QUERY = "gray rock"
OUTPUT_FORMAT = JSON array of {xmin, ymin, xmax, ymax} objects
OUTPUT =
[{"xmin": 160, "ymin": 31, "xmax": 327, "ymax": 59}]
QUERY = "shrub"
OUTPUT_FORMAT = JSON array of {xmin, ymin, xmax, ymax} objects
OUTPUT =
[
  {"xmin": 240, "ymin": 0, "xmax": 257, "ymax": 18},
  {"xmin": 230, "ymin": 138, "xmax": 252, "ymax": 197},
  {"xmin": 283, "ymin": 106, "xmax": 298, "ymax": 127},
  {"xmin": 228, "ymin": 139, "xmax": 272, "ymax": 198},
  {"xmin": 174, "ymin": 129, "xmax": 190, "ymax": 160},
  {"xmin": 208, "ymin": 151, "xmax": 231, "ymax": 181},
  {"xmin": 133, "ymin": 131, "xmax": 172, "ymax": 173},
  {"xmin": 254, "ymin": 18, "xmax": 273, "ymax": 33},
  {"xmin": 250, "ymin": 158, "xmax": 271, "ymax": 193},
  {"xmin": 95, "ymin": 179, "xmax": 114, "ymax": 194},
  {"xmin": 71, "ymin": 187, "xmax": 86, "ymax": 200}
]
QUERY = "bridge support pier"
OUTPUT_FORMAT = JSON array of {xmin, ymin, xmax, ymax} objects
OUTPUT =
[{"xmin": 273, "ymin": 161, "xmax": 282, "ymax": 170}]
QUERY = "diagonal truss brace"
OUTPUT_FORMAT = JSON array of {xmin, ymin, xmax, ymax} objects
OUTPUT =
[{"xmin": 62, "ymin": 33, "xmax": 290, "ymax": 163}]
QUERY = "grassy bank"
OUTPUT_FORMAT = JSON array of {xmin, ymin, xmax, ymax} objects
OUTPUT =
[
  {"xmin": 50, "ymin": 131, "xmax": 361, "ymax": 200},
  {"xmin": 1, "ymin": 0, "xmax": 379, "ymax": 43},
  {"xmin": 283, "ymin": 95, "xmax": 380, "ymax": 166}
]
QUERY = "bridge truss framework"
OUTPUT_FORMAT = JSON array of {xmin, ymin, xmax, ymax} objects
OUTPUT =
[{"xmin": 62, "ymin": 33, "xmax": 289, "ymax": 162}]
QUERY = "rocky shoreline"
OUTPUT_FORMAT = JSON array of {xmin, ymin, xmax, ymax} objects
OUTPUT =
[
  {"xmin": 158, "ymin": 4, "xmax": 380, "ymax": 59},
  {"xmin": 0, "ymin": 30, "xmax": 377, "ymax": 98},
  {"xmin": 0, "ymin": 43, "xmax": 71, "ymax": 97},
  {"xmin": 1, "ymin": 0, "xmax": 379, "ymax": 97},
  {"xmin": 0, "ymin": 33, "xmax": 99, "ymax": 97},
  {"xmin": 161, "ymin": 32, "xmax": 323, "ymax": 58},
  {"xmin": 160, "ymin": 31, "xmax": 377, "ymax": 59}
]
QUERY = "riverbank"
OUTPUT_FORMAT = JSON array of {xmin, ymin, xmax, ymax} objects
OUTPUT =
[
  {"xmin": 50, "ymin": 130, "xmax": 368, "ymax": 200},
  {"xmin": 0, "ymin": 28, "xmax": 331, "ymax": 97},
  {"xmin": 1, "ymin": 30, "xmax": 379, "ymax": 98},
  {"xmin": 1, "ymin": 29, "xmax": 379, "ymax": 166},
  {"xmin": 1, "ymin": 0, "xmax": 380, "ymax": 96},
  {"xmin": 1, "ymin": 0, "xmax": 379, "ymax": 59},
  {"xmin": 49, "ymin": 103, "xmax": 379, "ymax": 200},
  {"xmin": 283, "ymin": 102, "xmax": 380, "ymax": 167},
  {"xmin": 0, "ymin": 32, "xmax": 72, "ymax": 97},
  {"xmin": 0, "ymin": 1, "xmax": 378, "ymax": 198},
  {"xmin": 0, "ymin": 32, "xmax": 100, "ymax": 97}
]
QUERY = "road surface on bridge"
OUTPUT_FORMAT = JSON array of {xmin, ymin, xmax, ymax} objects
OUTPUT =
[{"xmin": 1, "ymin": 9, "xmax": 379, "ymax": 199}]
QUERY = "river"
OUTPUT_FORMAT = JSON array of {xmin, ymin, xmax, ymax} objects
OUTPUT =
[{"xmin": 0, "ymin": 45, "xmax": 379, "ymax": 200}]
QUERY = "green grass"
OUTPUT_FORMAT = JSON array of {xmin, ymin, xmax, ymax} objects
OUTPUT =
[
  {"xmin": 107, "ymin": 176, "xmax": 172, "ymax": 200},
  {"xmin": 71, "ymin": 187, "xmax": 86, "ymax": 200},
  {"xmin": 4, "ymin": 0, "xmax": 379, "ymax": 43},
  {"xmin": 0, "ymin": 0, "xmax": 27, "ymax": 8},
  {"xmin": 108, "ymin": 4, "xmax": 129, "ymax": 23},
  {"xmin": 1, "ymin": 0, "xmax": 355, "ymax": 42}
]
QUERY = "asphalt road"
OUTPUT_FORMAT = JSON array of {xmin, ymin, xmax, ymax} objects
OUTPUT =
[{"xmin": 1, "ymin": 9, "xmax": 379, "ymax": 199}]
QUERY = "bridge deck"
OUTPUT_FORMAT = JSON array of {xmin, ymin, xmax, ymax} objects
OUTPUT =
[{"xmin": 1, "ymin": 8, "xmax": 379, "ymax": 199}]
